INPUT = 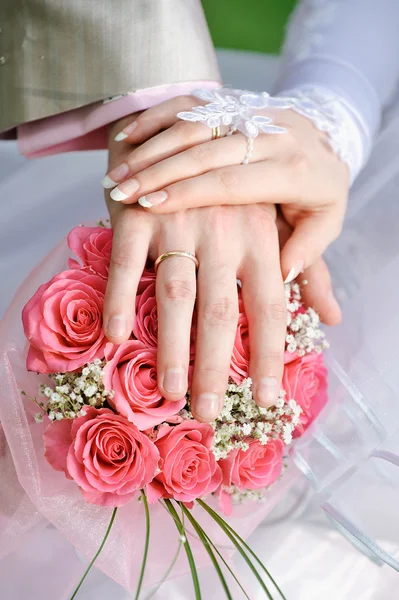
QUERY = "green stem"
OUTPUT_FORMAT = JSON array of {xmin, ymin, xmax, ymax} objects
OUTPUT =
[
  {"xmin": 198, "ymin": 499, "xmax": 286, "ymax": 600},
  {"xmin": 69, "ymin": 507, "xmax": 118, "ymax": 600},
  {"xmin": 180, "ymin": 503, "xmax": 252, "ymax": 600},
  {"xmin": 164, "ymin": 499, "xmax": 201, "ymax": 600},
  {"xmin": 197, "ymin": 500, "xmax": 274, "ymax": 600},
  {"xmin": 201, "ymin": 530, "xmax": 251, "ymax": 600},
  {"xmin": 135, "ymin": 491, "xmax": 151, "ymax": 600},
  {"xmin": 180, "ymin": 504, "xmax": 233, "ymax": 600}
]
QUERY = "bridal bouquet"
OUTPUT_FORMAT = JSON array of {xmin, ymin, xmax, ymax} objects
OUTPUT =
[{"xmin": 21, "ymin": 225, "xmax": 328, "ymax": 599}]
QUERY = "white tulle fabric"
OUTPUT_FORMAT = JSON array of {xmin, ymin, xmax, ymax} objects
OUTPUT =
[{"xmin": 177, "ymin": 86, "xmax": 364, "ymax": 182}]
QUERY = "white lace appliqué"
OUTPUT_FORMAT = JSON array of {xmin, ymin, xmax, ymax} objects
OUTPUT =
[
  {"xmin": 177, "ymin": 89, "xmax": 290, "ymax": 138},
  {"xmin": 278, "ymin": 85, "xmax": 363, "ymax": 180},
  {"xmin": 177, "ymin": 86, "xmax": 363, "ymax": 180}
]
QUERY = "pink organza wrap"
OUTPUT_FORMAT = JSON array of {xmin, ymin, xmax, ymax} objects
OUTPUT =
[{"xmin": 0, "ymin": 236, "xmax": 301, "ymax": 595}]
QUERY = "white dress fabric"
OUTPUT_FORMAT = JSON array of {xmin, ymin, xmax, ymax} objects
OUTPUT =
[{"xmin": 1, "ymin": 45, "xmax": 399, "ymax": 597}]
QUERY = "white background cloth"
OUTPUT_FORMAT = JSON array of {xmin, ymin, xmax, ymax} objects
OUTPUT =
[{"xmin": 0, "ymin": 51, "xmax": 398, "ymax": 599}]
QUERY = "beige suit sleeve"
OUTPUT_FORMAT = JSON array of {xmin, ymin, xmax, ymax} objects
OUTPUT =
[{"xmin": 0, "ymin": 0, "xmax": 220, "ymax": 131}]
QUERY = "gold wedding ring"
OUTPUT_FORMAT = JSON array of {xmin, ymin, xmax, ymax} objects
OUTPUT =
[
  {"xmin": 154, "ymin": 251, "xmax": 199, "ymax": 273},
  {"xmin": 211, "ymin": 126, "xmax": 221, "ymax": 140}
]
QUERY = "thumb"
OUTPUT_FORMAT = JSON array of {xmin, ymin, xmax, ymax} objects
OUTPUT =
[
  {"xmin": 300, "ymin": 258, "xmax": 342, "ymax": 326},
  {"xmin": 280, "ymin": 211, "xmax": 343, "ymax": 283}
]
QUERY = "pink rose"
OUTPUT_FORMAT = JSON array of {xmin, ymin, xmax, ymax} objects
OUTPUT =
[
  {"xmin": 147, "ymin": 421, "xmax": 222, "ymax": 503},
  {"xmin": 282, "ymin": 352, "xmax": 328, "ymax": 435},
  {"xmin": 133, "ymin": 281, "xmax": 158, "ymax": 348},
  {"xmin": 219, "ymin": 439, "xmax": 284, "ymax": 515},
  {"xmin": 103, "ymin": 341, "xmax": 186, "ymax": 430},
  {"xmin": 22, "ymin": 269, "xmax": 107, "ymax": 373},
  {"xmin": 230, "ymin": 301, "xmax": 249, "ymax": 383},
  {"xmin": 137, "ymin": 266, "xmax": 156, "ymax": 295},
  {"xmin": 68, "ymin": 226, "xmax": 113, "ymax": 278},
  {"xmin": 44, "ymin": 407, "xmax": 159, "ymax": 507}
]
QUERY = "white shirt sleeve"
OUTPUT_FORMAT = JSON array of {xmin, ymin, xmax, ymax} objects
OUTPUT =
[{"xmin": 275, "ymin": 0, "xmax": 399, "ymax": 179}]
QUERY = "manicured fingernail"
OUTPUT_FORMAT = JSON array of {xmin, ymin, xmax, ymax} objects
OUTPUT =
[
  {"xmin": 284, "ymin": 261, "xmax": 304, "ymax": 284},
  {"xmin": 138, "ymin": 191, "xmax": 168, "ymax": 208},
  {"xmin": 163, "ymin": 368, "xmax": 185, "ymax": 395},
  {"xmin": 114, "ymin": 132, "xmax": 129, "ymax": 142},
  {"xmin": 114, "ymin": 122, "xmax": 138, "ymax": 141},
  {"xmin": 101, "ymin": 175, "xmax": 117, "ymax": 189},
  {"xmin": 111, "ymin": 179, "xmax": 140, "ymax": 202},
  {"xmin": 106, "ymin": 162, "xmax": 130, "ymax": 184},
  {"xmin": 110, "ymin": 188, "xmax": 128, "ymax": 201},
  {"xmin": 107, "ymin": 315, "xmax": 126, "ymax": 338},
  {"xmin": 194, "ymin": 393, "xmax": 220, "ymax": 421},
  {"xmin": 255, "ymin": 377, "xmax": 279, "ymax": 408}
]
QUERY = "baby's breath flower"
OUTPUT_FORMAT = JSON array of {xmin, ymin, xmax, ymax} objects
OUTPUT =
[
  {"xmin": 31, "ymin": 360, "xmax": 114, "ymax": 422},
  {"xmin": 209, "ymin": 378, "xmax": 302, "ymax": 460}
]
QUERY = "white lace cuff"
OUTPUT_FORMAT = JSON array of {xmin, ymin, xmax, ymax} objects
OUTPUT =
[{"xmin": 177, "ymin": 86, "xmax": 365, "ymax": 183}]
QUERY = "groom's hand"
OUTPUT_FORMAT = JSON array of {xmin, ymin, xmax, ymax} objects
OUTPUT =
[{"xmin": 103, "ymin": 115, "xmax": 341, "ymax": 423}]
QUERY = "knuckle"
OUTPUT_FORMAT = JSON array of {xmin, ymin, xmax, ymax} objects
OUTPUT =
[
  {"xmin": 173, "ymin": 120, "xmax": 198, "ymax": 140},
  {"xmin": 195, "ymin": 366, "xmax": 227, "ymax": 381},
  {"xmin": 203, "ymin": 297, "xmax": 238, "ymax": 326},
  {"xmin": 253, "ymin": 207, "xmax": 277, "ymax": 235},
  {"xmin": 257, "ymin": 350, "xmax": 284, "ymax": 370},
  {"xmin": 257, "ymin": 301, "xmax": 287, "ymax": 323},
  {"xmin": 190, "ymin": 143, "xmax": 213, "ymax": 168},
  {"xmin": 110, "ymin": 252, "xmax": 137, "ymax": 272},
  {"xmin": 215, "ymin": 169, "xmax": 240, "ymax": 197},
  {"xmin": 285, "ymin": 150, "xmax": 311, "ymax": 175},
  {"xmin": 163, "ymin": 278, "xmax": 196, "ymax": 301}
]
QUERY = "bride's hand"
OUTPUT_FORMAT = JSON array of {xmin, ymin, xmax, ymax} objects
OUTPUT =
[
  {"xmin": 102, "ymin": 97, "xmax": 350, "ymax": 283},
  {"xmin": 103, "ymin": 116, "xmax": 341, "ymax": 424}
]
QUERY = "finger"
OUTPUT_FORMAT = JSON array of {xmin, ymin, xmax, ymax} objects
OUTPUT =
[
  {"xmin": 133, "ymin": 160, "xmax": 292, "ymax": 212},
  {"xmin": 191, "ymin": 259, "xmax": 239, "ymax": 423},
  {"xmin": 241, "ymin": 221, "xmax": 286, "ymax": 408},
  {"xmin": 103, "ymin": 211, "xmax": 152, "ymax": 343},
  {"xmin": 112, "ymin": 96, "xmax": 199, "ymax": 144},
  {"xmin": 106, "ymin": 119, "xmax": 229, "ymax": 193},
  {"xmin": 280, "ymin": 210, "xmax": 344, "ymax": 283},
  {"xmin": 299, "ymin": 259, "xmax": 342, "ymax": 326},
  {"xmin": 156, "ymin": 249, "xmax": 197, "ymax": 402},
  {"xmin": 110, "ymin": 134, "xmax": 249, "ymax": 204}
]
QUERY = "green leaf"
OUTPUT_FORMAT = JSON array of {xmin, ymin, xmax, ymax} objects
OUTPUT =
[
  {"xmin": 180, "ymin": 504, "xmax": 233, "ymax": 600},
  {"xmin": 179, "ymin": 503, "xmax": 251, "ymax": 599},
  {"xmin": 197, "ymin": 499, "xmax": 280, "ymax": 600},
  {"xmin": 135, "ymin": 490, "xmax": 151, "ymax": 600},
  {"xmin": 198, "ymin": 499, "xmax": 286, "ymax": 600},
  {"xmin": 164, "ymin": 499, "xmax": 201, "ymax": 600},
  {"xmin": 69, "ymin": 507, "xmax": 118, "ymax": 600}
]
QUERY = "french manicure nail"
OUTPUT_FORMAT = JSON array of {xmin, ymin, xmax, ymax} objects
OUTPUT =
[
  {"xmin": 138, "ymin": 191, "xmax": 168, "ymax": 208},
  {"xmin": 106, "ymin": 162, "xmax": 130, "ymax": 184},
  {"xmin": 255, "ymin": 377, "xmax": 279, "ymax": 408},
  {"xmin": 110, "ymin": 187, "xmax": 129, "ymax": 201},
  {"xmin": 194, "ymin": 393, "xmax": 220, "ymax": 421},
  {"xmin": 114, "ymin": 132, "xmax": 129, "ymax": 142},
  {"xmin": 114, "ymin": 122, "xmax": 138, "ymax": 141},
  {"xmin": 284, "ymin": 261, "xmax": 304, "ymax": 284},
  {"xmin": 163, "ymin": 368, "xmax": 185, "ymax": 395},
  {"xmin": 107, "ymin": 315, "xmax": 126, "ymax": 338},
  {"xmin": 101, "ymin": 175, "xmax": 117, "ymax": 189},
  {"xmin": 116, "ymin": 178, "xmax": 140, "ymax": 197}
]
